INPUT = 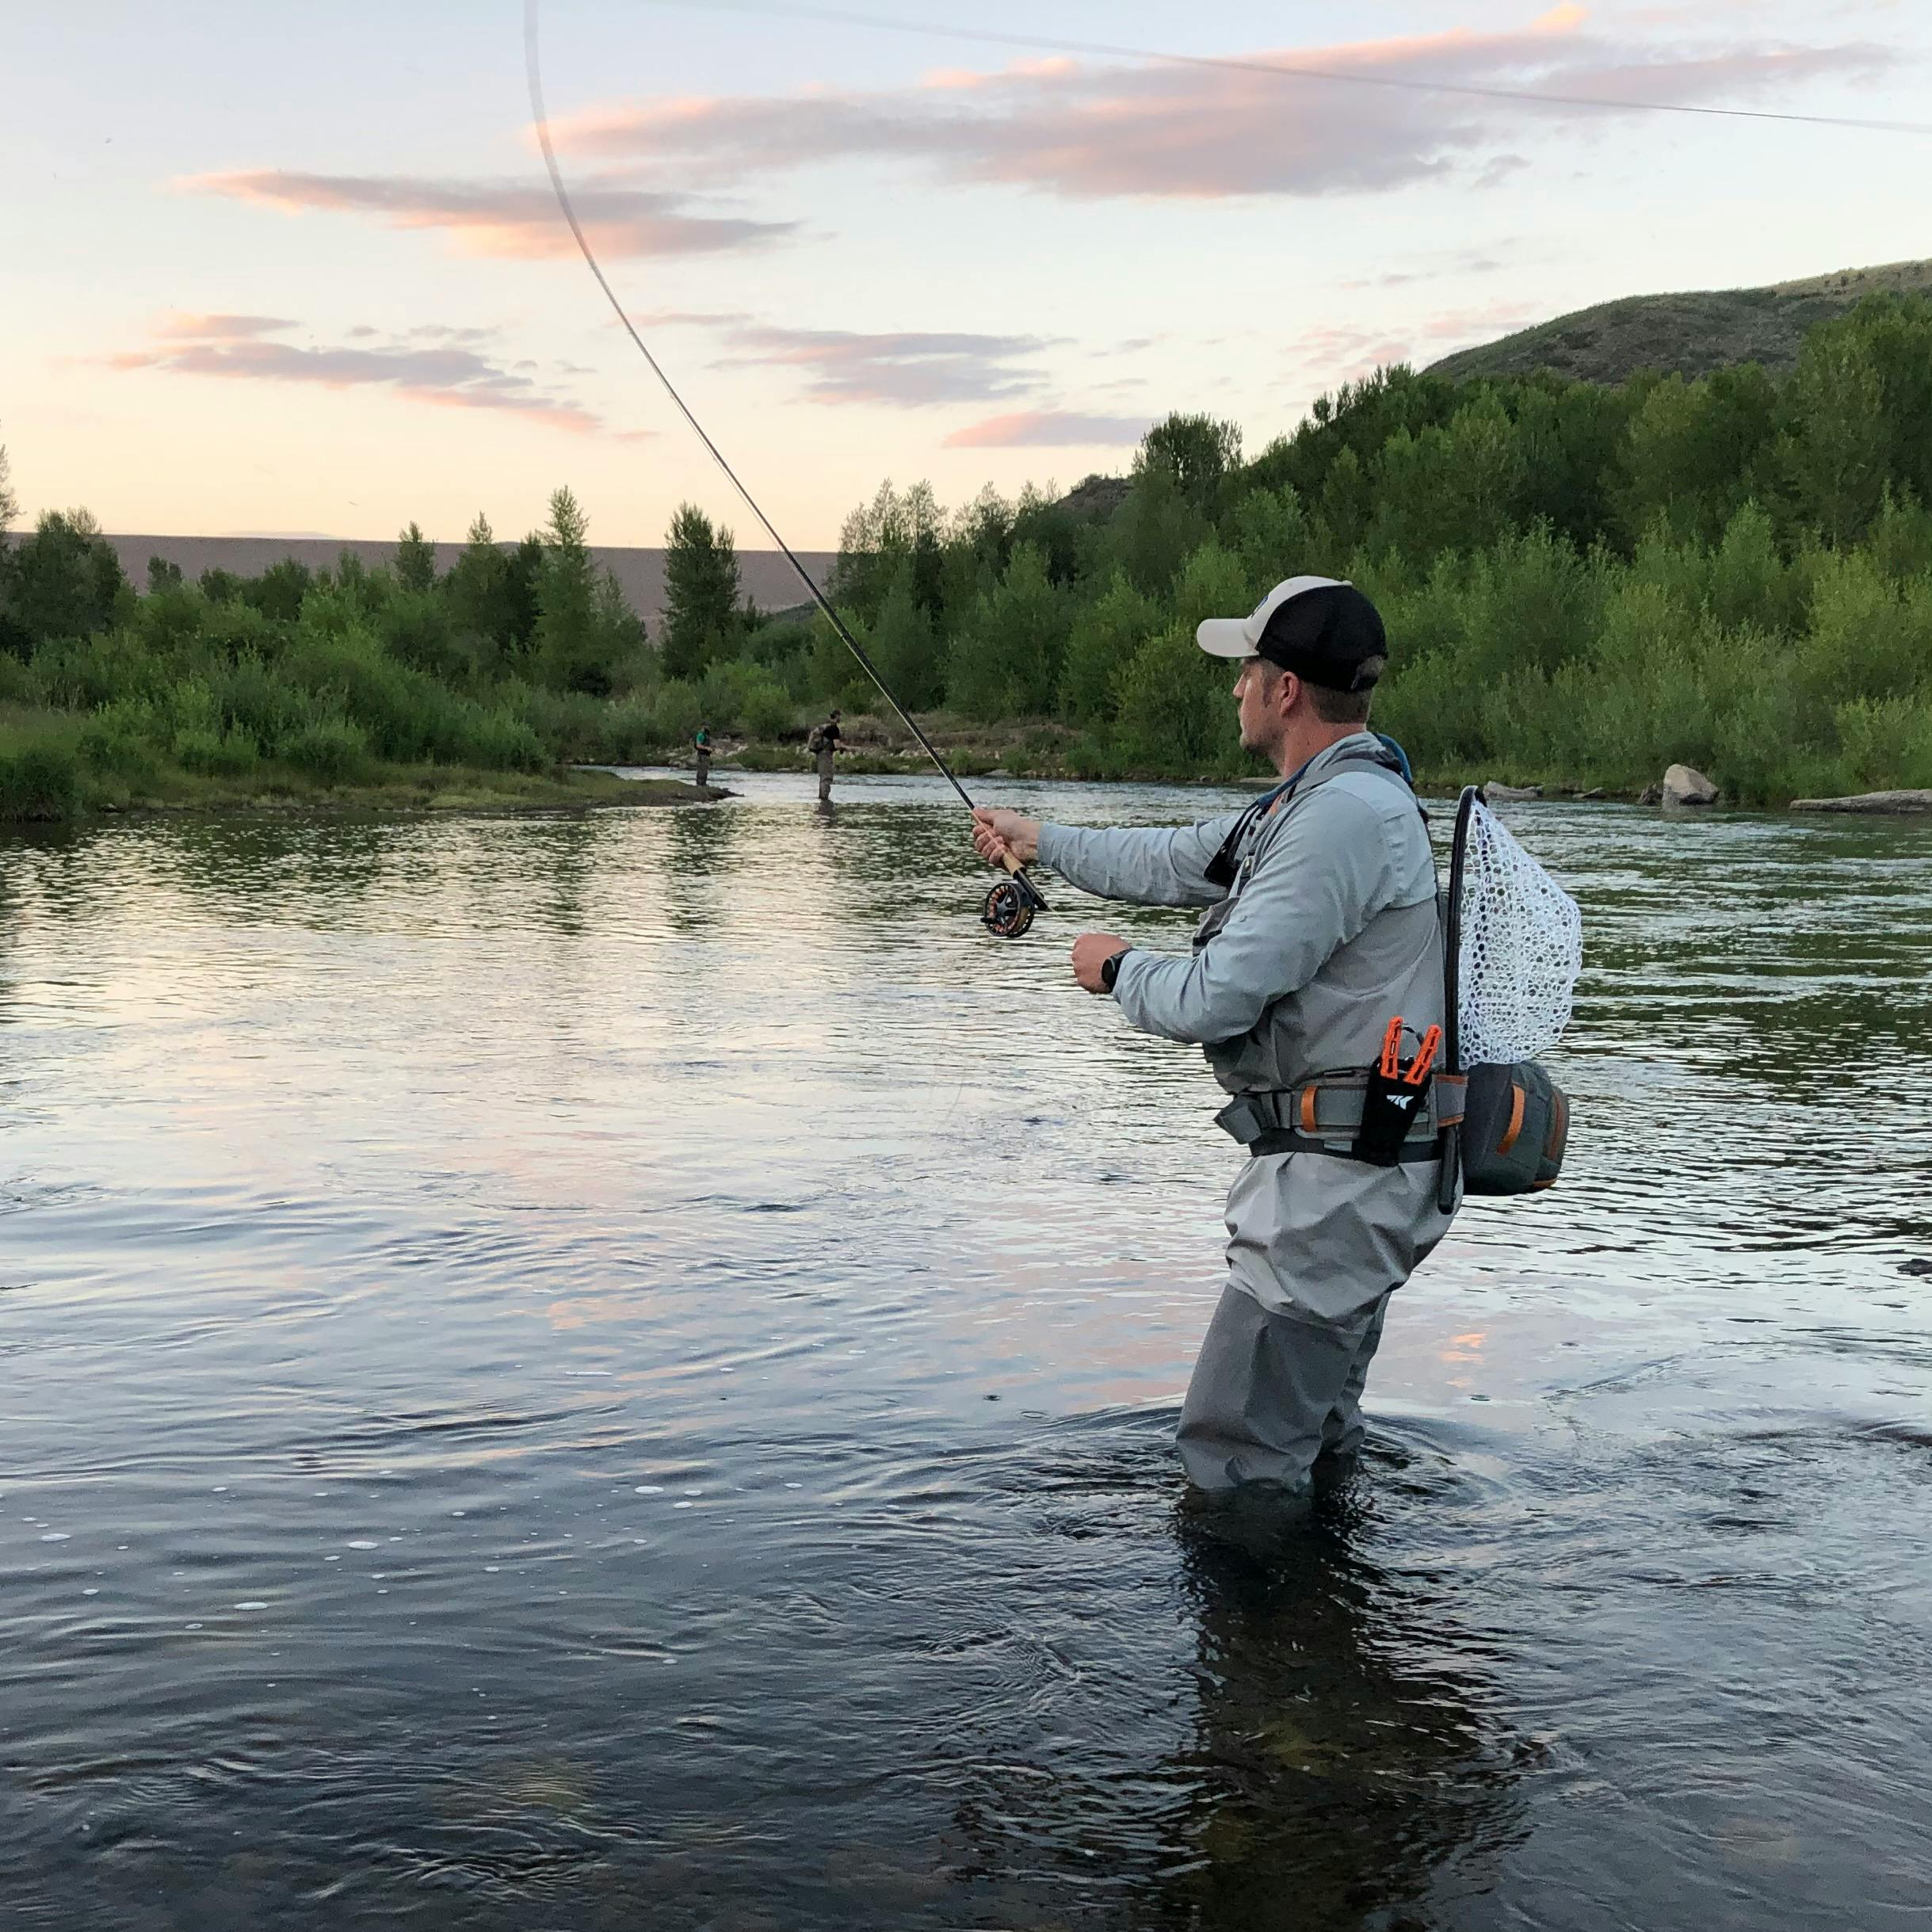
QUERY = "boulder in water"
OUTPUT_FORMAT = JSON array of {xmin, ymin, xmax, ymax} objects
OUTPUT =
[
  {"xmin": 1483, "ymin": 781, "xmax": 1543, "ymax": 802},
  {"xmin": 1661, "ymin": 764, "xmax": 1718, "ymax": 807}
]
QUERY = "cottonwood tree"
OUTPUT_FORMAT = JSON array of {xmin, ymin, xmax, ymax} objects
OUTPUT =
[
  {"xmin": 447, "ymin": 514, "xmax": 510, "ymax": 646},
  {"xmin": 395, "ymin": 521, "xmax": 437, "ymax": 594},
  {"xmin": 536, "ymin": 487, "xmax": 608, "ymax": 693},
  {"xmin": 659, "ymin": 503, "xmax": 741, "ymax": 682},
  {"xmin": 1136, "ymin": 413, "xmax": 1243, "ymax": 516}
]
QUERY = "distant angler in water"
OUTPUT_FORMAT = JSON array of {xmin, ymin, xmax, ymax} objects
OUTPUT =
[{"xmin": 809, "ymin": 709, "xmax": 842, "ymax": 804}]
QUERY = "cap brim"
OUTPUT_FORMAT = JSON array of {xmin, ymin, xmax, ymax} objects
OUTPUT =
[{"xmin": 1196, "ymin": 617, "xmax": 1256, "ymax": 658}]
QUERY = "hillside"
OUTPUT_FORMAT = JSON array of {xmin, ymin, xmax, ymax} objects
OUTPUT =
[
  {"xmin": 1426, "ymin": 257, "xmax": 1932, "ymax": 386},
  {"xmin": 105, "ymin": 534, "xmax": 834, "ymax": 631}
]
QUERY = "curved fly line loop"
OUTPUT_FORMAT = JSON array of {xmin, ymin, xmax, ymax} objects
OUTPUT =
[{"xmin": 521, "ymin": 0, "xmax": 1048, "ymax": 937}]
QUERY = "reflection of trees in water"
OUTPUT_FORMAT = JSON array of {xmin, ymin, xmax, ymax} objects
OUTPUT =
[
  {"xmin": 943, "ymin": 1452, "xmax": 1527, "ymax": 1932},
  {"xmin": 660, "ymin": 804, "xmax": 744, "ymax": 937}
]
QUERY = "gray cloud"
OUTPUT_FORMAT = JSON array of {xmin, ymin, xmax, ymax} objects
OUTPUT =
[
  {"xmin": 551, "ymin": 15, "xmax": 1900, "ymax": 202},
  {"xmin": 109, "ymin": 315, "xmax": 609, "ymax": 433},
  {"xmin": 181, "ymin": 169, "xmax": 798, "ymax": 259},
  {"xmin": 709, "ymin": 323, "xmax": 1056, "ymax": 405}
]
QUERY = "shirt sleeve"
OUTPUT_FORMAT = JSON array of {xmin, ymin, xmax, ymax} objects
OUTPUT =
[
  {"xmin": 1037, "ymin": 811, "xmax": 1245, "ymax": 908},
  {"xmin": 1110, "ymin": 788, "xmax": 1397, "ymax": 1044}
]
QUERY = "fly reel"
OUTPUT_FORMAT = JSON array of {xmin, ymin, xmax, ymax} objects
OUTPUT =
[{"xmin": 983, "ymin": 871, "xmax": 1048, "ymax": 939}]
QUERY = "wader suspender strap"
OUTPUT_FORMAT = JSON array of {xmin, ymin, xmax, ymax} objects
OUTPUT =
[
  {"xmin": 1204, "ymin": 743, "xmax": 1422, "ymax": 892},
  {"xmin": 1213, "ymin": 748, "xmax": 1447, "ymax": 1167}
]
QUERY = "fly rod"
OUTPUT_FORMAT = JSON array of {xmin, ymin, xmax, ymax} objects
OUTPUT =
[{"xmin": 522, "ymin": 0, "xmax": 1048, "ymax": 937}]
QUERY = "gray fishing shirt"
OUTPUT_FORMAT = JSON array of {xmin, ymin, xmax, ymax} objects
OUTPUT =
[{"xmin": 1037, "ymin": 732, "xmax": 1456, "ymax": 1323}]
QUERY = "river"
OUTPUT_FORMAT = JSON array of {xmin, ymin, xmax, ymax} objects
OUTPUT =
[{"xmin": 3, "ymin": 773, "xmax": 1929, "ymax": 1930}]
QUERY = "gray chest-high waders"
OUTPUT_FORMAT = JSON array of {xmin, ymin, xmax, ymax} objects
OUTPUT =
[{"xmin": 522, "ymin": 0, "xmax": 1047, "ymax": 941}]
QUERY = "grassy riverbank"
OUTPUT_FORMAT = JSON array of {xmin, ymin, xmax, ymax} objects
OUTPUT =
[
  {"xmin": 0, "ymin": 700, "xmax": 694, "ymax": 823},
  {"xmin": 4, "ymin": 288, "xmax": 1930, "ymax": 819}
]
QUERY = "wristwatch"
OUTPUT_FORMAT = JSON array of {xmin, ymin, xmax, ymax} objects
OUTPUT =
[{"xmin": 1100, "ymin": 948, "xmax": 1128, "ymax": 993}]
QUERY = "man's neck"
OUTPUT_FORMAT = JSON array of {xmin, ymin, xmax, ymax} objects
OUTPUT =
[{"xmin": 1272, "ymin": 720, "xmax": 1362, "ymax": 782}]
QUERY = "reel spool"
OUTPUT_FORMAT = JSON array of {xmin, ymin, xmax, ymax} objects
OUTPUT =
[{"xmin": 983, "ymin": 872, "xmax": 1048, "ymax": 939}]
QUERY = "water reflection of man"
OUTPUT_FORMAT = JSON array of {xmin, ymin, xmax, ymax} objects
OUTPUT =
[
  {"xmin": 810, "ymin": 709, "xmax": 843, "ymax": 804},
  {"xmin": 939, "ymin": 1462, "xmax": 1522, "ymax": 1927},
  {"xmin": 972, "ymin": 579, "xmax": 1454, "ymax": 1495},
  {"xmin": 1153, "ymin": 1495, "xmax": 1523, "ymax": 1928}
]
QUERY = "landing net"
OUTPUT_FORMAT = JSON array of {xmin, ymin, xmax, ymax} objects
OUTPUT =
[{"xmin": 1456, "ymin": 799, "xmax": 1582, "ymax": 1065}]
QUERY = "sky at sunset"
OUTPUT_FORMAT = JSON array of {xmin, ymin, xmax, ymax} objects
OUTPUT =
[{"xmin": 6, "ymin": 0, "xmax": 1929, "ymax": 550}]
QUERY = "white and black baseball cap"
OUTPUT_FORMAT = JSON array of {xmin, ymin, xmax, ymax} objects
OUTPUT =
[{"xmin": 1197, "ymin": 576, "xmax": 1388, "ymax": 692}]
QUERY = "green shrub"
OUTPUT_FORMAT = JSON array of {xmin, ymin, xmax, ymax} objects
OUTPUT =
[
  {"xmin": 0, "ymin": 735, "xmax": 83, "ymax": 821},
  {"xmin": 1111, "ymin": 627, "xmax": 1239, "ymax": 775},
  {"xmin": 282, "ymin": 718, "xmax": 368, "ymax": 782},
  {"xmin": 739, "ymin": 675, "xmax": 795, "ymax": 740},
  {"xmin": 174, "ymin": 726, "xmax": 259, "ymax": 777},
  {"xmin": 648, "ymin": 678, "xmax": 705, "ymax": 746},
  {"xmin": 456, "ymin": 706, "xmax": 548, "ymax": 772}
]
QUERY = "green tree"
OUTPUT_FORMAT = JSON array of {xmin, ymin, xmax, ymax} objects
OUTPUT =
[
  {"xmin": 1783, "ymin": 329, "xmax": 1888, "ymax": 547},
  {"xmin": 1111, "ymin": 627, "xmax": 1238, "ymax": 774},
  {"xmin": 831, "ymin": 478, "xmax": 944, "ymax": 623},
  {"xmin": 1370, "ymin": 394, "xmax": 1527, "ymax": 560},
  {"xmin": 945, "ymin": 541, "xmax": 1067, "ymax": 720},
  {"xmin": 596, "ymin": 568, "xmax": 647, "ymax": 666},
  {"xmin": 535, "ymin": 487, "xmax": 608, "ymax": 694},
  {"xmin": 867, "ymin": 562, "xmax": 943, "ymax": 711},
  {"xmin": 502, "ymin": 534, "xmax": 546, "ymax": 655},
  {"xmin": 1613, "ymin": 366, "xmax": 1779, "ymax": 548},
  {"xmin": 447, "ymin": 514, "xmax": 511, "ymax": 647},
  {"xmin": 1107, "ymin": 460, "xmax": 1208, "ymax": 598},
  {"xmin": 1, "ymin": 510, "xmax": 128, "ymax": 651},
  {"xmin": 243, "ymin": 557, "xmax": 313, "ymax": 624},
  {"xmin": 1060, "ymin": 571, "xmax": 1159, "ymax": 724},
  {"xmin": 659, "ymin": 503, "xmax": 741, "ymax": 682},
  {"xmin": 1138, "ymin": 413, "xmax": 1243, "ymax": 515},
  {"xmin": 147, "ymin": 556, "xmax": 183, "ymax": 592},
  {"xmin": 0, "ymin": 432, "xmax": 16, "ymax": 540},
  {"xmin": 395, "ymin": 521, "xmax": 437, "ymax": 594},
  {"xmin": 1228, "ymin": 484, "xmax": 1314, "ymax": 586}
]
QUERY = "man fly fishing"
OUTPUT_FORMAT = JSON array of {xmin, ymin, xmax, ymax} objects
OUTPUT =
[
  {"xmin": 809, "ymin": 708, "xmax": 843, "ymax": 804},
  {"xmin": 972, "ymin": 578, "xmax": 1456, "ymax": 1493}
]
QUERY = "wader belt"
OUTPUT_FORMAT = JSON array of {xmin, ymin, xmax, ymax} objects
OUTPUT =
[{"xmin": 1214, "ymin": 1073, "xmax": 1466, "ymax": 1165}]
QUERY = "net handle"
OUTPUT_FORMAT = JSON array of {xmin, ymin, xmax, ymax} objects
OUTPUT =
[
  {"xmin": 1437, "ymin": 785, "xmax": 1480, "ymax": 1212},
  {"xmin": 1443, "ymin": 785, "xmax": 1479, "ymax": 1076}
]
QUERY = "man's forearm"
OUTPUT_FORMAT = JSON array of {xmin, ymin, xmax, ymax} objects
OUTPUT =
[{"xmin": 1038, "ymin": 821, "xmax": 1228, "ymax": 907}]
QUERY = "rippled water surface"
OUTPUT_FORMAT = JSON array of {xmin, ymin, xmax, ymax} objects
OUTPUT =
[{"xmin": 3, "ymin": 773, "xmax": 1930, "ymax": 1930}]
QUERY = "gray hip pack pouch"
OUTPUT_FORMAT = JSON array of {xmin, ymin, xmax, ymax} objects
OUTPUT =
[{"xmin": 1458, "ymin": 1060, "xmax": 1568, "ymax": 1195}]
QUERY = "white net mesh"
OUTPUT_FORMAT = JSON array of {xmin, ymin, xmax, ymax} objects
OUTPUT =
[{"xmin": 1456, "ymin": 799, "xmax": 1582, "ymax": 1065}]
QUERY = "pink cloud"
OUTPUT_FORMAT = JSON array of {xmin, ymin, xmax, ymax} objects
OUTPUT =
[
  {"xmin": 152, "ymin": 312, "xmax": 296, "ymax": 341},
  {"xmin": 109, "ymin": 315, "xmax": 609, "ymax": 433},
  {"xmin": 944, "ymin": 410, "xmax": 1150, "ymax": 448},
  {"xmin": 544, "ymin": 14, "xmax": 1896, "ymax": 201},
  {"xmin": 181, "ymin": 169, "xmax": 796, "ymax": 259}
]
